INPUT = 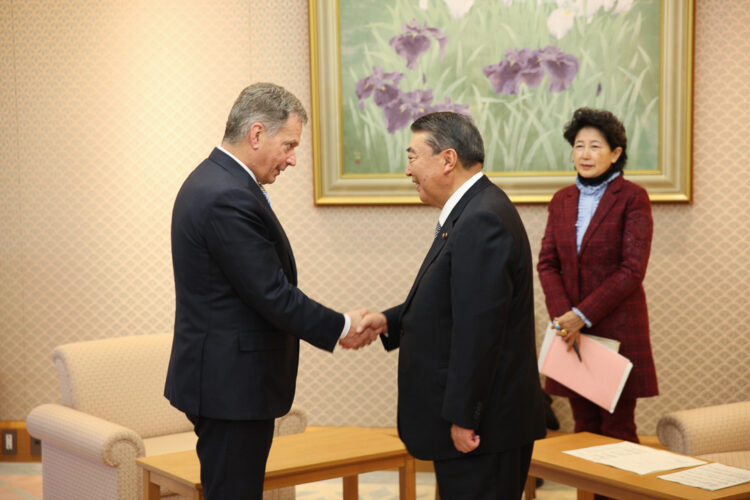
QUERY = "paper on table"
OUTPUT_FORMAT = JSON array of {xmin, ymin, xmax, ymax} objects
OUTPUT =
[
  {"xmin": 659, "ymin": 462, "xmax": 750, "ymax": 491},
  {"xmin": 563, "ymin": 441, "xmax": 706, "ymax": 475},
  {"xmin": 538, "ymin": 323, "xmax": 633, "ymax": 413}
]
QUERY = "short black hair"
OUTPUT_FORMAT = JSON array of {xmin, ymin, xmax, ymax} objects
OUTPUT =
[
  {"xmin": 411, "ymin": 112, "xmax": 484, "ymax": 168},
  {"xmin": 563, "ymin": 107, "xmax": 628, "ymax": 171}
]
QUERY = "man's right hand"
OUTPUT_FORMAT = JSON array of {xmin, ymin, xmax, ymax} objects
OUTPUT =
[{"xmin": 339, "ymin": 309, "xmax": 378, "ymax": 349}]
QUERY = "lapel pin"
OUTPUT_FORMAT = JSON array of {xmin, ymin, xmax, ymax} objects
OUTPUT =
[{"xmin": 441, "ymin": 232, "xmax": 448, "ymax": 239}]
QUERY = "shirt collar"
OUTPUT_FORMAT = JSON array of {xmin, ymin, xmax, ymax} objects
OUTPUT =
[
  {"xmin": 217, "ymin": 145, "xmax": 259, "ymax": 185},
  {"xmin": 438, "ymin": 171, "xmax": 484, "ymax": 226},
  {"xmin": 576, "ymin": 171, "xmax": 620, "ymax": 196}
]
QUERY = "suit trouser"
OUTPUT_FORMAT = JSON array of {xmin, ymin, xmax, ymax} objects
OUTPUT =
[
  {"xmin": 188, "ymin": 414, "xmax": 275, "ymax": 500},
  {"xmin": 433, "ymin": 442, "xmax": 534, "ymax": 500},
  {"xmin": 568, "ymin": 396, "xmax": 638, "ymax": 443}
]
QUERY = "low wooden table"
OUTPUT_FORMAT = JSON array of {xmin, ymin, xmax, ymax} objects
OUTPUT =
[
  {"xmin": 136, "ymin": 427, "xmax": 416, "ymax": 500},
  {"xmin": 529, "ymin": 432, "xmax": 750, "ymax": 500}
]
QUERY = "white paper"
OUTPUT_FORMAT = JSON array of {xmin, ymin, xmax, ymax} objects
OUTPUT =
[
  {"xmin": 563, "ymin": 441, "xmax": 706, "ymax": 475},
  {"xmin": 658, "ymin": 462, "xmax": 750, "ymax": 491},
  {"xmin": 537, "ymin": 324, "xmax": 555, "ymax": 372}
]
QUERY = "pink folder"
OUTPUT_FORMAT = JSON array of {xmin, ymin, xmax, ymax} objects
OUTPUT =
[{"xmin": 538, "ymin": 325, "xmax": 633, "ymax": 413}]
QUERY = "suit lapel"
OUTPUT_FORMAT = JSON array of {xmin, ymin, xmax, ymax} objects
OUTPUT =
[
  {"xmin": 248, "ymin": 180, "xmax": 298, "ymax": 282},
  {"xmin": 562, "ymin": 186, "xmax": 579, "ymax": 262},
  {"xmin": 209, "ymin": 148, "xmax": 297, "ymax": 283},
  {"xmin": 579, "ymin": 175, "xmax": 622, "ymax": 255},
  {"xmin": 401, "ymin": 176, "xmax": 491, "ymax": 314}
]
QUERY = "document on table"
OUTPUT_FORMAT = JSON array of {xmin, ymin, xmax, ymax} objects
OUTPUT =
[
  {"xmin": 659, "ymin": 463, "xmax": 750, "ymax": 491},
  {"xmin": 538, "ymin": 324, "xmax": 632, "ymax": 413},
  {"xmin": 563, "ymin": 441, "xmax": 706, "ymax": 475}
]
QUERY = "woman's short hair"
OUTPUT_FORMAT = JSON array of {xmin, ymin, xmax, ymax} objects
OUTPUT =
[{"xmin": 563, "ymin": 107, "xmax": 628, "ymax": 171}]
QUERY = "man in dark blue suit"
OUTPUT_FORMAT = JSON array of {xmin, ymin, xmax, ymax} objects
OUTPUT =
[
  {"xmin": 359, "ymin": 112, "xmax": 547, "ymax": 499},
  {"xmin": 165, "ymin": 83, "xmax": 369, "ymax": 500}
]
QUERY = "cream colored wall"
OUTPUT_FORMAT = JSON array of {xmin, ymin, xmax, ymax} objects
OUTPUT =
[{"xmin": 2, "ymin": 0, "xmax": 749, "ymax": 436}]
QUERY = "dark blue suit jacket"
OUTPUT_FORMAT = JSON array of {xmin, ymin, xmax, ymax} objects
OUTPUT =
[
  {"xmin": 165, "ymin": 148, "xmax": 343, "ymax": 420},
  {"xmin": 382, "ymin": 175, "xmax": 546, "ymax": 460}
]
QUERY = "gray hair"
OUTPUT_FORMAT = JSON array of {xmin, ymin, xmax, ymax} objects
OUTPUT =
[
  {"xmin": 223, "ymin": 82, "xmax": 308, "ymax": 144},
  {"xmin": 411, "ymin": 112, "xmax": 484, "ymax": 168}
]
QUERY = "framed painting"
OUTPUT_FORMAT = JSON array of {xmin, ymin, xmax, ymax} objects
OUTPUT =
[{"xmin": 309, "ymin": 0, "xmax": 693, "ymax": 204}]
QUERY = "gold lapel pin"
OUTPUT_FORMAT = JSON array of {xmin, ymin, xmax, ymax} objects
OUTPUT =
[{"xmin": 441, "ymin": 232, "xmax": 448, "ymax": 239}]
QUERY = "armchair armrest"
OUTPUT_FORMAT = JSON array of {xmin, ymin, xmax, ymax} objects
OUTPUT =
[
  {"xmin": 27, "ymin": 403, "xmax": 145, "ymax": 466},
  {"xmin": 656, "ymin": 401, "xmax": 750, "ymax": 456},
  {"xmin": 274, "ymin": 406, "xmax": 308, "ymax": 437}
]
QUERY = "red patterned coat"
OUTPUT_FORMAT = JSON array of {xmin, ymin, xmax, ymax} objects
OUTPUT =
[{"xmin": 537, "ymin": 175, "xmax": 658, "ymax": 399}]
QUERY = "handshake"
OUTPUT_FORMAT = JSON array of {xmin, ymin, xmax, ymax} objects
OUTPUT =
[{"xmin": 340, "ymin": 309, "xmax": 388, "ymax": 350}]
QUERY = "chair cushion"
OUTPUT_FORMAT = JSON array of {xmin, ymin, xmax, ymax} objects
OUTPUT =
[{"xmin": 698, "ymin": 452, "xmax": 750, "ymax": 471}]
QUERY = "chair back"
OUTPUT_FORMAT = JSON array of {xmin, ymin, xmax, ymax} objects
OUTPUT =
[{"xmin": 54, "ymin": 334, "xmax": 192, "ymax": 438}]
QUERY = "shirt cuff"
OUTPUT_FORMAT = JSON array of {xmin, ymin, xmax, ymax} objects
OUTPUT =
[
  {"xmin": 572, "ymin": 307, "xmax": 592, "ymax": 328},
  {"xmin": 339, "ymin": 314, "xmax": 351, "ymax": 339}
]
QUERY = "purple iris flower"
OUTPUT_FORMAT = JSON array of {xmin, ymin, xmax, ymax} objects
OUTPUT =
[
  {"xmin": 484, "ymin": 46, "xmax": 579, "ymax": 95},
  {"xmin": 383, "ymin": 89, "xmax": 434, "ymax": 133},
  {"xmin": 483, "ymin": 48, "xmax": 545, "ymax": 95},
  {"xmin": 537, "ymin": 45, "xmax": 579, "ymax": 92},
  {"xmin": 355, "ymin": 67, "xmax": 405, "ymax": 109},
  {"xmin": 389, "ymin": 19, "xmax": 448, "ymax": 70},
  {"xmin": 427, "ymin": 97, "xmax": 471, "ymax": 117}
]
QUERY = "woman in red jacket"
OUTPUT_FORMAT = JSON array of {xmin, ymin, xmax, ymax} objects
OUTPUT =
[{"xmin": 538, "ymin": 107, "xmax": 658, "ymax": 443}]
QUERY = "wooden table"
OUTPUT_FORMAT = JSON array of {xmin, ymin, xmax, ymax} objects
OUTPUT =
[
  {"xmin": 136, "ymin": 427, "xmax": 416, "ymax": 500},
  {"xmin": 529, "ymin": 432, "xmax": 750, "ymax": 500}
]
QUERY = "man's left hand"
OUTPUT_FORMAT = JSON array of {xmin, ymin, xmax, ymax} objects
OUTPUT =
[{"xmin": 451, "ymin": 424, "xmax": 480, "ymax": 453}]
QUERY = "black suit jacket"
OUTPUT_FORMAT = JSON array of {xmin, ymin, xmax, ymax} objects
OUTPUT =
[
  {"xmin": 382, "ymin": 175, "xmax": 546, "ymax": 460},
  {"xmin": 165, "ymin": 148, "xmax": 343, "ymax": 420}
]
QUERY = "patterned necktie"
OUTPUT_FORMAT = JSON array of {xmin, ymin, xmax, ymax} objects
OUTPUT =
[
  {"xmin": 258, "ymin": 184, "xmax": 272, "ymax": 208},
  {"xmin": 434, "ymin": 222, "xmax": 442, "ymax": 239}
]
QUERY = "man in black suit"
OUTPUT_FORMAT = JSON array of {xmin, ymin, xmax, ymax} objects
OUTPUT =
[
  {"xmin": 359, "ymin": 112, "xmax": 547, "ymax": 499},
  {"xmin": 165, "ymin": 83, "xmax": 369, "ymax": 500}
]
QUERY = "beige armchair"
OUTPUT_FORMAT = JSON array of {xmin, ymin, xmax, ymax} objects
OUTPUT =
[
  {"xmin": 656, "ymin": 400, "xmax": 750, "ymax": 470},
  {"xmin": 27, "ymin": 334, "xmax": 306, "ymax": 500}
]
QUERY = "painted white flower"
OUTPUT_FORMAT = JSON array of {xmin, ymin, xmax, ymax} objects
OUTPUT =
[
  {"xmin": 443, "ymin": 0, "xmax": 475, "ymax": 19},
  {"xmin": 547, "ymin": 7, "xmax": 577, "ymax": 39},
  {"xmin": 613, "ymin": 0, "xmax": 634, "ymax": 15},
  {"xmin": 419, "ymin": 0, "xmax": 428, "ymax": 11},
  {"xmin": 548, "ymin": 0, "xmax": 633, "ymax": 39}
]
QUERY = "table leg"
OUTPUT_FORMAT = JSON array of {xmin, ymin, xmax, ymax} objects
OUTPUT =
[
  {"xmin": 577, "ymin": 490, "xmax": 595, "ymax": 500},
  {"xmin": 142, "ymin": 470, "xmax": 160, "ymax": 500},
  {"xmin": 399, "ymin": 456, "xmax": 417, "ymax": 500},
  {"xmin": 524, "ymin": 475, "xmax": 536, "ymax": 499},
  {"xmin": 343, "ymin": 475, "xmax": 358, "ymax": 500}
]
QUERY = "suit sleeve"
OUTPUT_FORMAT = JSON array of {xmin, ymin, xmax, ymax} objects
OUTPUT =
[
  {"xmin": 537, "ymin": 196, "xmax": 574, "ymax": 318},
  {"xmin": 576, "ymin": 188, "xmax": 653, "ymax": 325},
  {"xmin": 204, "ymin": 188, "xmax": 343, "ymax": 351},
  {"xmin": 442, "ymin": 210, "xmax": 512, "ymax": 429},
  {"xmin": 377, "ymin": 305, "xmax": 403, "ymax": 351}
]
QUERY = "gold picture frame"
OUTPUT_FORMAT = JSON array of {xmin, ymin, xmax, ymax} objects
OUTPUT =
[{"xmin": 309, "ymin": 0, "xmax": 693, "ymax": 204}]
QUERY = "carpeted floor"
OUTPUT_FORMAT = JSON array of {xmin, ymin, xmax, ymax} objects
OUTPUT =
[
  {"xmin": 0, "ymin": 463, "xmax": 575, "ymax": 500},
  {"xmin": 0, "ymin": 463, "xmax": 42, "ymax": 500}
]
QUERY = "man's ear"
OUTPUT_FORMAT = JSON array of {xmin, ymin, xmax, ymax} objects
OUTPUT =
[
  {"xmin": 442, "ymin": 148, "xmax": 458, "ymax": 174},
  {"xmin": 247, "ymin": 122, "xmax": 264, "ymax": 150}
]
